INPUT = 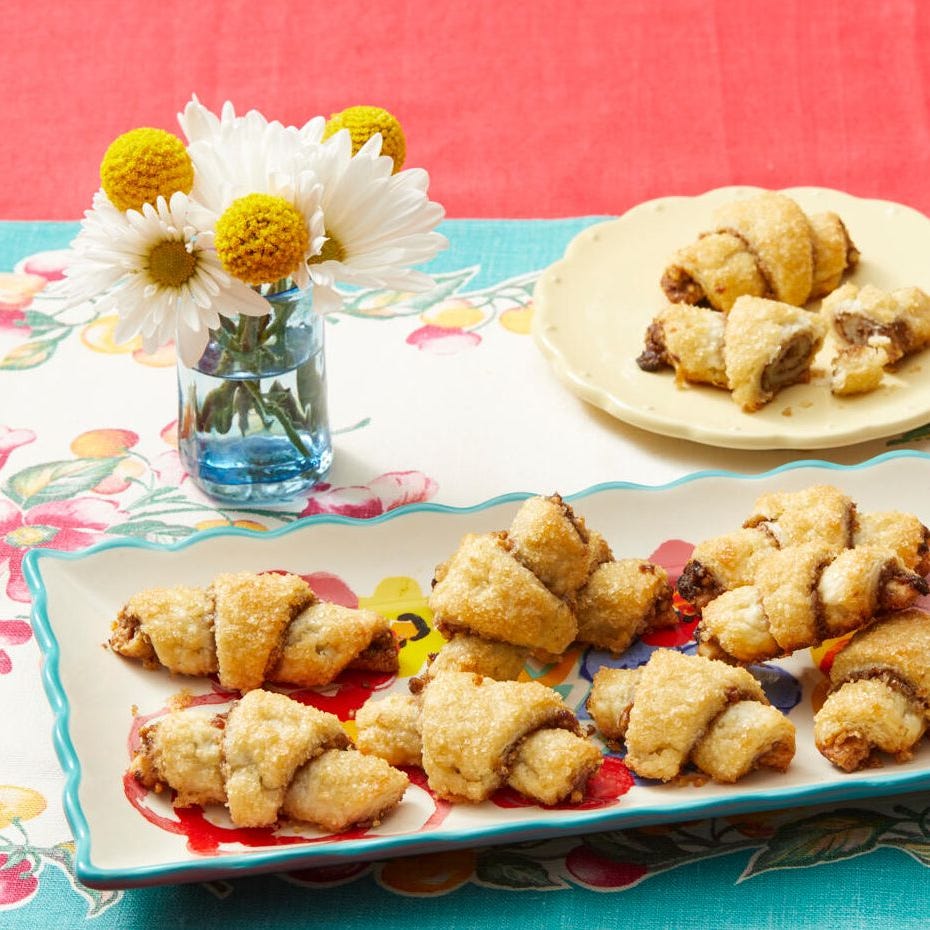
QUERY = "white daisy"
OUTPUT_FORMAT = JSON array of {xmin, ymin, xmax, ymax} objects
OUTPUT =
[
  {"xmin": 178, "ymin": 97, "xmax": 326, "ymax": 288},
  {"xmin": 55, "ymin": 190, "xmax": 269, "ymax": 365},
  {"xmin": 301, "ymin": 129, "xmax": 447, "ymax": 314}
]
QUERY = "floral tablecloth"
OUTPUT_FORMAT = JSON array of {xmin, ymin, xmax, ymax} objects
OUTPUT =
[{"xmin": 4, "ymin": 218, "xmax": 930, "ymax": 929}]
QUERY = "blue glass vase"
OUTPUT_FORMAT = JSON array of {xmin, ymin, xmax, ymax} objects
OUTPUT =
[{"xmin": 177, "ymin": 284, "xmax": 333, "ymax": 505}]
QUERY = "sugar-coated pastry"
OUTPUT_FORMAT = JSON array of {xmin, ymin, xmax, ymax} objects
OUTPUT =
[
  {"xmin": 823, "ymin": 283, "xmax": 930, "ymax": 364},
  {"xmin": 660, "ymin": 232, "xmax": 768, "ymax": 313},
  {"xmin": 660, "ymin": 192, "xmax": 858, "ymax": 311},
  {"xmin": 429, "ymin": 531, "xmax": 577, "ymax": 654},
  {"xmin": 808, "ymin": 211, "xmax": 861, "ymax": 300},
  {"xmin": 354, "ymin": 692, "xmax": 424, "ymax": 766},
  {"xmin": 635, "ymin": 304, "xmax": 729, "ymax": 387},
  {"xmin": 678, "ymin": 486, "xmax": 930, "ymax": 611},
  {"xmin": 678, "ymin": 484, "xmax": 853, "ymax": 609},
  {"xmin": 744, "ymin": 485, "xmax": 856, "ymax": 554},
  {"xmin": 714, "ymin": 192, "xmax": 816, "ymax": 306},
  {"xmin": 130, "ymin": 689, "xmax": 409, "ymax": 831},
  {"xmin": 696, "ymin": 543, "xmax": 928, "ymax": 663},
  {"xmin": 815, "ymin": 609, "xmax": 930, "ymax": 771},
  {"xmin": 420, "ymin": 672, "xmax": 602, "ymax": 803},
  {"xmin": 588, "ymin": 650, "xmax": 795, "ymax": 783},
  {"xmin": 724, "ymin": 296, "xmax": 826, "ymax": 412},
  {"xmin": 507, "ymin": 494, "xmax": 612, "ymax": 598},
  {"xmin": 357, "ymin": 671, "xmax": 602, "ymax": 805},
  {"xmin": 856, "ymin": 511, "xmax": 930, "ymax": 576},
  {"xmin": 677, "ymin": 527, "xmax": 778, "ymax": 609},
  {"xmin": 574, "ymin": 559, "xmax": 677, "ymax": 654},
  {"xmin": 830, "ymin": 344, "xmax": 889, "ymax": 396},
  {"xmin": 428, "ymin": 495, "xmax": 676, "ymax": 665},
  {"xmin": 420, "ymin": 633, "xmax": 529, "ymax": 683},
  {"xmin": 110, "ymin": 572, "xmax": 397, "ymax": 691}
]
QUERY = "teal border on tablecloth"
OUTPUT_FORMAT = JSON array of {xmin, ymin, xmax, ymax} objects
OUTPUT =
[
  {"xmin": 24, "ymin": 448, "xmax": 930, "ymax": 890},
  {"xmin": 0, "ymin": 217, "xmax": 613, "ymax": 289}
]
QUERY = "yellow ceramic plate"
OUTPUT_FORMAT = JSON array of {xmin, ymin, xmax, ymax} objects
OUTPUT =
[{"xmin": 533, "ymin": 186, "xmax": 930, "ymax": 449}]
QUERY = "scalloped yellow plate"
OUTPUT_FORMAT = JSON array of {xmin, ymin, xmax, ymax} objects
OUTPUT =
[{"xmin": 534, "ymin": 186, "xmax": 930, "ymax": 449}]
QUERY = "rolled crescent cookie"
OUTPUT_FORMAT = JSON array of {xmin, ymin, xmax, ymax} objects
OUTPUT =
[
  {"xmin": 130, "ymin": 689, "xmax": 409, "ymax": 832},
  {"xmin": 587, "ymin": 649, "xmax": 795, "ymax": 783}
]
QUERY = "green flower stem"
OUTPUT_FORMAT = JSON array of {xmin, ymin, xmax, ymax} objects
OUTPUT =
[{"xmin": 240, "ymin": 380, "xmax": 312, "ymax": 458}]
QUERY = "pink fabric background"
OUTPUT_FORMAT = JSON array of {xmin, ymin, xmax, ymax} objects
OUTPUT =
[{"xmin": 2, "ymin": 0, "xmax": 929, "ymax": 220}]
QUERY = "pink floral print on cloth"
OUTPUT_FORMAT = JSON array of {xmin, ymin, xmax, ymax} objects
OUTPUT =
[
  {"xmin": 300, "ymin": 471, "xmax": 438, "ymax": 518},
  {"xmin": 0, "ymin": 498, "xmax": 124, "ymax": 602}
]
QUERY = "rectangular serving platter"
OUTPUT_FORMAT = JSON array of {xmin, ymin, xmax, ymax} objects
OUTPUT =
[{"xmin": 25, "ymin": 450, "xmax": 930, "ymax": 888}]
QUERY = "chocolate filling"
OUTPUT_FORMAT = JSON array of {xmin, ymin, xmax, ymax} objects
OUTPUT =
[
  {"xmin": 760, "ymin": 333, "xmax": 816, "ymax": 393},
  {"xmin": 660, "ymin": 264, "xmax": 705, "ymax": 306},
  {"xmin": 636, "ymin": 320, "xmax": 671, "ymax": 372}
]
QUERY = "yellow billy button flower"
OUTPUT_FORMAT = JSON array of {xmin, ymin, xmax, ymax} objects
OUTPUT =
[
  {"xmin": 323, "ymin": 105, "xmax": 406, "ymax": 172},
  {"xmin": 100, "ymin": 128, "xmax": 194, "ymax": 212},
  {"xmin": 215, "ymin": 194, "xmax": 310, "ymax": 285}
]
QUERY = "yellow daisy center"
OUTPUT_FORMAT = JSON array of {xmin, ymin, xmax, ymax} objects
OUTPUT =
[
  {"xmin": 100, "ymin": 128, "xmax": 194, "ymax": 212},
  {"xmin": 323, "ymin": 105, "xmax": 406, "ymax": 172},
  {"xmin": 309, "ymin": 232, "xmax": 347, "ymax": 265},
  {"xmin": 214, "ymin": 193, "xmax": 309, "ymax": 286},
  {"xmin": 148, "ymin": 239, "xmax": 198, "ymax": 287}
]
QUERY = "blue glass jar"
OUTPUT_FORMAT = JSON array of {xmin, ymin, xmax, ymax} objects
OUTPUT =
[{"xmin": 177, "ymin": 284, "xmax": 332, "ymax": 504}]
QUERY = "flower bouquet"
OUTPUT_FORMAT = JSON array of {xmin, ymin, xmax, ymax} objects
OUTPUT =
[{"xmin": 57, "ymin": 99, "xmax": 447, "ymax": 503}]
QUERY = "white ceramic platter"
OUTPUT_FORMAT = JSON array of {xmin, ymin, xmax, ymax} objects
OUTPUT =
[
  {"xmin": 533, "ymin": 186, "xmax": 930, "ymax": 449},
  {"xmin": 26, "ymin": 451, "xmax": 930, "ymax": 888}
]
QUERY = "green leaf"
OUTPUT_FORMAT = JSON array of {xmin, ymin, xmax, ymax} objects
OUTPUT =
[
  {"xmin": 585, "ymin": 829, "xmax": 697, "ymax": 868},
  {"xmin": 475, "ymin": 850, "xmax": 562, "ymax": 889},
  {"xmin": 0, "ymin": 339, "xmax": 56, "ymax": 370},
  {"xmin": 22, "ymin": 308, "xmax": 63, "ymax": 335},
  {"xmin": 41, "ymin": 842, "xmax": 122, "ymax": 917},
  {"xmin": 341, "ymin": 269, "xmax": 478, "ymax": 319},
  {"xmin": 882, "ymin": 837, "xmax": 930, "ymax": 866},
  {"xmin": 4, "ymin": 458, "xmax": 121, "ymax": 507},
  {"xmin": 888, "ymin": 423, "xmax": 930, "ymax": 445},
  {"xmin": 108, "ymin": 520, "xmax": 196, "ymax": 541},
  {"xmin": 741, "ymin": 809, "xmax": 896, "ymax": 879}
]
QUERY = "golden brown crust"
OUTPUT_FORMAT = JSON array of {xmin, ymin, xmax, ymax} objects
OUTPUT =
[
  {"xmin": 696, "ymin": 543, "xmax": 927, "ymax": 663},
  {"xmin": 428, "ymin": 532, "xmax": 577, "ymax": 654},
  {"xmin": 823, "ymin": 283, "xmax": 930, "ymax": 363},
  {"xmin": 113, "ymin": 586, "xmax": 217, "ymax": 676},
  {"xmin": 677, "ymin": 527, "xmax": 777, "ymax": 608},
  {"xmin": 281, "ymin": 748, "xmax": 409, "ymax": 832},
  {"xmin": 815, "ymin": 678, "xmax": 926, "ymax": 772},
  {"xmin": 588, "ymin": 649, "xmax": 791, "ymax": 783},
  {"xmin": 830, "ymin": 344, "xmax": 888, "ymax": 396},
  {"xmin": 269, "ymin": 602, "xmax": 392, "ymax": 687},
  {"xmin": 355, "ymin": 692, "xmax": 424, "ymax": 766},
  {"xmin": 745, "ymin": 485, "xmax": 856, "ymax": 554},
  {"xmin": 210, "ymin": 572, "xmax": 313, "ymax": 693},
  {"xmin": 808, "ymin": 211, "xmax": 858, "ymax": 300},
  {"xmin": 856, "ymin": 511, "xmax": 930, "ymax": 576},
  {"xmin": 222, "ymin": 690, "xmax": 347, "ymax": 827},
  {"xmin": 110, "ymin": 572, "xmax": 397, "ymax": 691},
  {"xmin": 829, "ymin": 609, "xmax": 930, "ymax": 706},
  {"xmin": 575, "ymin": 559, "xmax": 675, "ymax": 654},
  {"xmin": 129, "ymin": 690, "xmax": 408, "ymax": 832},
  {"xmin": 724, "ymin": 296, "xmax": 826, "ymax": 412},
  {"xmin": 690, "ymin": 701, "xmax": 796, "ymax": 782},
  {"xmin": 714, "ymin": 192, "xmax": 815, "ymax": 306},
  {"xmin": 508, "ymin": 495, "xmax": 610, "ymax": 598},
  {"xmin": 641, "ymin": 304, "xmax": 729, "ymax": 387},
  {"xmin": 662, "ymin": 232, "xmax": 769, "ymax": 312},
  {"xmin": 660, "ymin": 192, "xmax": 856, "ymax": 313},
  {"xmin": 423, "ymin": 633, "xmax": 529, "ymax": 682},
  {"xmin": 418, "ymin": 671, "xmax": 596, "ymax": 803},
  {"xmin": 586, "ymin": 667, "xmax": 641, "ymax": 741}
]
